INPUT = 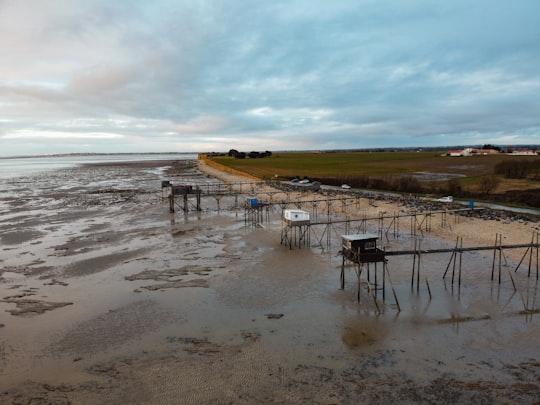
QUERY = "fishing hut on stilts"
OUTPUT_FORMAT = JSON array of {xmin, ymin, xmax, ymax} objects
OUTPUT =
[
  {"xmin": 167, "ymin": 184, "xmax": 201, "ymax": 213},
  {"xmin": 340, "ymin": 233, "xmax": 400, "ymax": 312},
  {"xmin": 281, "ymin": 209, "xmax": 311, "ymax": 249},
  {"xmin": 245, "ymin": 197, "xmax": 270, "ymax": 226}
]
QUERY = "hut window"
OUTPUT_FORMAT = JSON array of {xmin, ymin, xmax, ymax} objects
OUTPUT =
[{"xmin": 364, "ymin": 241, "xmax": 376, "ymax": 250}]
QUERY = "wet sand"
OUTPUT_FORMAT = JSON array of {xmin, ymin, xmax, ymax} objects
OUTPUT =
[{"xmin": 0, "ymin": 158, "xmax": 538, "ymax": 404}]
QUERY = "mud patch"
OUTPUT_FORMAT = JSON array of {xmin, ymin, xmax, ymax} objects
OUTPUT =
[
  {"xmin": 127, "ymin": 266, "xmax": 212, "ymax": 291},
  {"xmin": 62, "ymin": 249, "xmax": 151, "ymax": 277},
  {"xmin": 46, "ymin": 300, "xmax": 173, "ymax": 357},
  {"xmin": 138, "ymin": 278, "xmax": 209, "ymax": 291},
  {"xmin": 125, "ymin": 266, "xmax": 212, "ymax": 281},
  {"xmin": 0, "ymin": 229, "xmax": 44, "ymax": 245},
  {"xmin": 1, "ymin": 296, "xmax": 73, "ymax": 316},
  {"xmin": 183, "ymin": 338, "xmax": 223, "ymax": 355}
]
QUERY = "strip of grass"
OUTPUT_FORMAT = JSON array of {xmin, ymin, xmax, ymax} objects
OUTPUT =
[{"xmin": 210, "ymin": 151, "xmax": 525, "ymax": 180}]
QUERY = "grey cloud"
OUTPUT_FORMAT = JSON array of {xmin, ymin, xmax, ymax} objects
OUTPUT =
[{"xmin": 1, "ymin": 0, "xmax": 539, "ymax": 155}]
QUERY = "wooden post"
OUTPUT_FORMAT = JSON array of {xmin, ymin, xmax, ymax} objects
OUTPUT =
[
  {"xmin": 498, "ymin": 234, "xmax": 503, "ymax": 284},
  {"xmin": 458, "ymin": 237, "xmax": 463, "ymax": 291},
  {"xmin": 491, "ymin": 233, "xmax": 498, "ymax": 281},
  {"xmin": 169, "ymin": 190, "xmax": 175, "ymax": 213},
  {"xmin": 451, "ymin": 243, "xmax": 458, "ymax": 285},
  {"xmin": 356, "ymin": 264, "xmax": 361, "ymax": 303},
  {"xmin": 425, "ymin": 276, "xmax": 432, "ymax": 300},
  {"xmin": 365, "ymin": 278, "xmax": 380, "ymax": 314},
  {"xmin": 528, "ymin": 232, "xmax": 535, "ymax": 278},
  {"xmin": 443, "ymin": 238, "xmax": 459, "ymax": 280},
  {"xmin": 536, "ymin": 232, "xmax": 538, "ymax": 280},
  {"xmin": 374, "ymin": 263, "xmax": 378, "ymax": 294},
  {"xmin": 378, "ymin": 212, "xmax": 384, "ymax": 239},
  {"xmin": 382, "ymin": 261, "xmax": 386, "ymax": 300},
  {"xmin": 411, "ymin": 238, "xmax": 417, "ymax": 289},
  {"xmin": 340, "ymin": 256, "xmax": 345, "ymax": 290},
  {"xmin": 416, "ymin": 247, "xmax": 421, "ymax": 293},
  {"xmin": 385, "ymin": 262, "xmax": 400, "ymax": 312}
]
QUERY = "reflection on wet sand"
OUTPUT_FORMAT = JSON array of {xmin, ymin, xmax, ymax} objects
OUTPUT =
[{"xmin": 0, "ymin": 157, "xmax": 538, "ymax": 403}]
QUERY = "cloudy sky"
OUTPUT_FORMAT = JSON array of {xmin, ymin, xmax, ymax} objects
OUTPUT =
[{"xmin": 1, "ymin": 0, "xmax": 539, "ymax": 156}]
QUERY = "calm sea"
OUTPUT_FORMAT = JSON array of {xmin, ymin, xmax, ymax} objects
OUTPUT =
[{"xmin": 0, "ymin": 154, "xmax": 197, "ymax": 180}]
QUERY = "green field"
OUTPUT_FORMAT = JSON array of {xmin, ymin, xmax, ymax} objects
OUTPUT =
[{"xmin": 211, "ymin": 151, "xmax": 530, "ymax": 180}]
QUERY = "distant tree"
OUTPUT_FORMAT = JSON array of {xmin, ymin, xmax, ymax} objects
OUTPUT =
[
  {"xmin": 228, "ymin": 149, "xmax": 239, "ymax": 157},
  {"xmin": 482, "ymin": 144, "xmax": 501, "ymax": 152},
  {"xmin": 446, "ymin": 178, "xmax": 463, "ymax": 196},
  {"xmin": 246, "ymin": 150, "xmax": 272, "ymax": 158},
  {"xmin": 234, "ymin": 152, "xmax": 246, "ymax": 159},
  {"xmin": 479, "ymin": 175, "xmax": 500, "ymax": 195}
]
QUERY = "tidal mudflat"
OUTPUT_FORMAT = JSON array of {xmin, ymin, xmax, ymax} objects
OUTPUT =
[{"xmin": 0, "ymin": 158, "xmax": 538, "ymax": 404}]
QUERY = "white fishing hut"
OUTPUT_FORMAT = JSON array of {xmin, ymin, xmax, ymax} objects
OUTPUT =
[
  {"xmin": 281, "ymin": 209, "xmax": 311, "ymax": 249},
  {"xmin": 282, "ymin": 209, "xmax": 310, "ymax": 226}
]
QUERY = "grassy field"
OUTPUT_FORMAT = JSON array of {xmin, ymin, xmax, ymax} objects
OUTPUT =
[
  {"xmin": 207, "ymin": 151, "xmax": 540, "ymax": 207},
  {"xmin": 210, "ymin": 151, "xmax": 532, "ymax": 182}
]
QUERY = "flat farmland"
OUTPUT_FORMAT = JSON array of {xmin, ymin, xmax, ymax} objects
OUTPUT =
[{"xmin": 209, "ymin": 151, "xmax": 533, "ymax": 181}]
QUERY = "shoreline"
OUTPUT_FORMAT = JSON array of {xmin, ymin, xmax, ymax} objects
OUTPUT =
[{"xmin": 197, "ymin": 158, "xmax": 539, "ymax": 262}]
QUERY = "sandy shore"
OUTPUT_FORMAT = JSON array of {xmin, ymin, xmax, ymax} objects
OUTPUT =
[{"xmin": 0, "ymin": 158, "xmax": 538, "ymax": 404}]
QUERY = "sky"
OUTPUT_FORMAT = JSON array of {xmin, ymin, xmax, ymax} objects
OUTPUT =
[{"xmin": 1, "ymin": 0, "xmax": 540, "ymax": 156}]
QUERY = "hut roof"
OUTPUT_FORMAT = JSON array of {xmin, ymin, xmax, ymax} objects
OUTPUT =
[{"xmin": 341, "ymin": 233, "xmax": 379, "ymax": 242}]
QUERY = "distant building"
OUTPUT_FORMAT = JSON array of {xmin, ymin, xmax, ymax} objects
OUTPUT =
[
  {"xmin": 472, "ymin": 148, "xmax": 499, "ymax": 155},
  {"xmin": 447, "ymin": 149, "xmax": 465, "ymax": 157},
  {"xmin": 446, "ymin": 147, "xmax": 500, "ymax": 156},
  {"xmin": 510, "ymin": 149, "xmax": 537, "ymax": 156}
]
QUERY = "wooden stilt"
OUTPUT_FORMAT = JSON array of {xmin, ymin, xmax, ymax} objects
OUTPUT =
[
  {"xmin": 169, "ymin": 192, "xmax": 175, "ymax": 213},
  {"xmin": 385, "ymin": 262, "xmax": 400, "ymax": 311},
  {"xmin": 411, "ymin": 239, "xmax": 417, "ymax": 289},
  {"xmin": 536, "ymin": 233, "xmax": 538, "ymax": 280},
  {"xmin": 382, "ymin": 261, "xmax": 386, "ymax": 300},
  {"xmin": 340, "ymin": 256, "xmax": 345, "ymax": 290},
  {"xmin": 425, "ymin": 276, "xmax": 432, "ymax": 300},
  {"xmin": 528, "ymin": 232, "xmax": 534, "ymax": 278},
  {"xmin": 498, "ymin": 234, "xmax": 503, "ymax": 284},
  {"xmin": 374, "ymin": 263, "xmax": 378, "ymax": 295},
  {"xmin": 491, "ymin": 233, "xmax": 498, "ymax": 281},
  {"xmin": 443, "ymin": 250, "xmax": 456, "ymax": 279},
  {"xmin": 458, "ymin": 237, "xmax": 463, "ymax": 291},
  {"xmin": 365, "ymin": 278, "xmax": 380, "ymax": 314},
  {"xmin": 356, "ymin": 265, "xmax": 361, "ymax": 303}
]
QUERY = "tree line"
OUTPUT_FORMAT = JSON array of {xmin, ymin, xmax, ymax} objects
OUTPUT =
[{"xmin": 228, "ymin": 149, "xmax": 272, "ymax": 159}]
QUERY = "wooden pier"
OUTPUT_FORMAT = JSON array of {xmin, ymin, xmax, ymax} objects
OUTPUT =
[
  {"xmin": 159, "ymin": 179, "xmax": 539, "ymax": 315},
  {"xmin": 340, "ymin": 231, "xmax": 540, "ymax": 314}
]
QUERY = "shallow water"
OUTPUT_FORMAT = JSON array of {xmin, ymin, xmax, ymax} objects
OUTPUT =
[{"xmin": 0, "ymin": 157, "xmax": 538, "ymax": 402}]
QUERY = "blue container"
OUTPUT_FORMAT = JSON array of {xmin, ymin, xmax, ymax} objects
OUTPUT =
[
  {"xmin": 249, "ymin": 197, "xmax": 258, "ymax": 207},
  {"xmin": 469, "ymin": 199, "xmax": 474, "ymax": 209}
]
